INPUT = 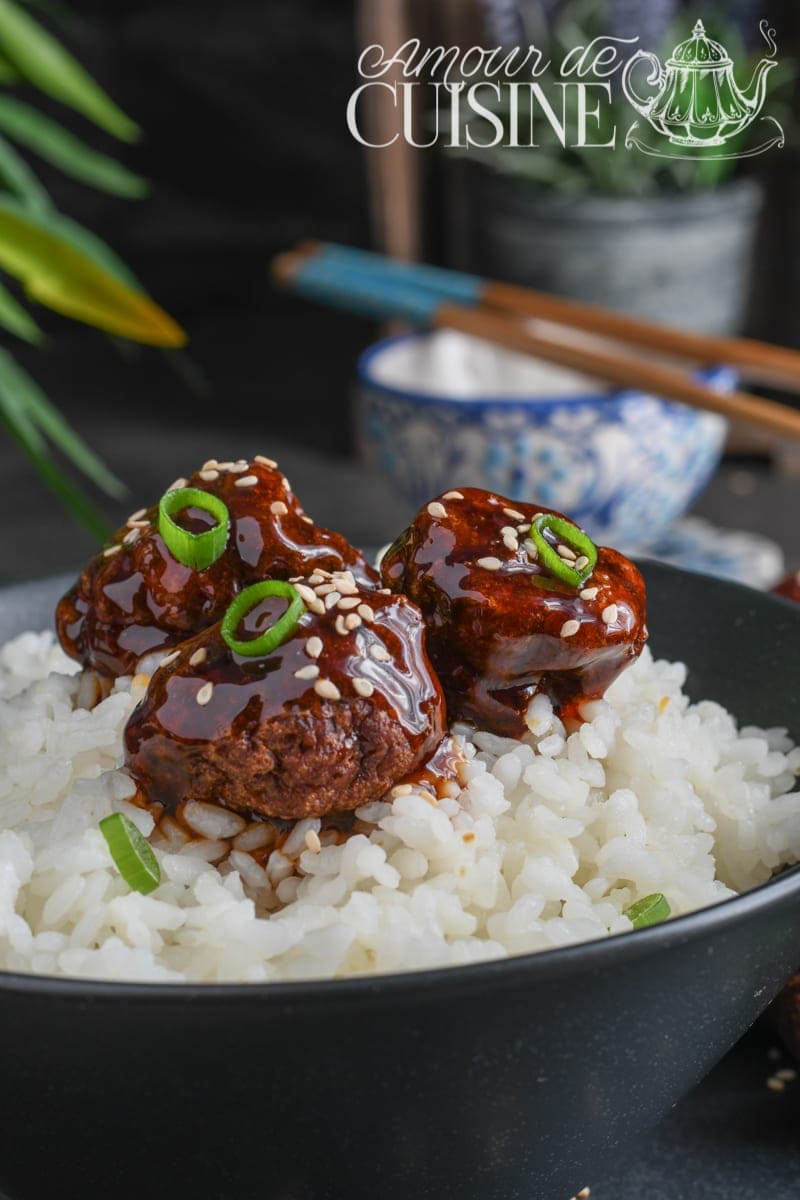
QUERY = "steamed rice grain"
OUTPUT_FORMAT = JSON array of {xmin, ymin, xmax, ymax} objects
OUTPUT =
[{"xmin": 0, "ymin": 631, "xmax": 798, "ymax": 983}]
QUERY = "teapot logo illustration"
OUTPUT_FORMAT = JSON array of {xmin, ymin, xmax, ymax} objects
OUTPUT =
[{"xmin": 623, "ymin": 18, "xmax": 784, "ymax": 159}]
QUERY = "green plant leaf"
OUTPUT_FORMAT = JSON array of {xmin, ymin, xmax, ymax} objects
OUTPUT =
[
  {"xmin": 0, "ymin": 52, "xmax": 18, "ymax": 82},
  {"xmin": 35, "ymin": 206, "xmax": 142, "ymax": 289},
  {"xmin": 0, "ymin": 345, "xmax": 125, "ymax": 496},
  {"xmin": 0, "ymin": 97, "xmax": 149, "ymax": 196},
  {"xmin": 0, "ymin": 196, "xmax": 187, "ymax": 345},
  {"xmin": 0, "ymin": 131, "xmax": 50, "ymax": 209},
  {"xmin": 0, "ymin": 0, "xmax": 140, "ymax": 142},
  {"xmin": 0, "ymin": 276, "xmax": 42, "ymax": 342},
  {"xmin": 0, "ymin": 352, "xmax": 110, "ymax": 539}
]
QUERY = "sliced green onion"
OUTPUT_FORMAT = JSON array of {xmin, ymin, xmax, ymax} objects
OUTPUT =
[
  {"xmin": 624, "ymin": 892, "xmax": 671, "ymax": 930},
  {"xmin": 529, "ymin": 513, "xmax": 598, "ymax": 588},
  {"xmin": 221, "ymin": 580, "xmax": 306, "ymax": 657},
  {"xmin": 99, "ymin": 812, "xmax": 160, "ymax": 895},
  {"xmin": 158, "ymin": 486, "xmax": 229, "ymax": 570}
]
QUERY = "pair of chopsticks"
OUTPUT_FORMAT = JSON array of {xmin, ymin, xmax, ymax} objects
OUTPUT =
[{"xmin": 272, "ymin": 242, "xmax": 800, "ymax": 441}]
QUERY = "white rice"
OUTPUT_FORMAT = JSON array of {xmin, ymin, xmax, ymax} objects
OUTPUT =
[{"xmin": 0, "ymin": 631, "xmax": 798, "ymax": 984}]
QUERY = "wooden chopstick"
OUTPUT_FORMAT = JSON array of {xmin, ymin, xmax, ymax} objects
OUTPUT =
[
  {"xmin": 436, "ymin": 304, "xmax": 800, "ymax": 442},
  {"xmin": 272, "ymin": 247, "xmax": 800, "ymax": 441},
  {"xmin": 304, "ymin": 240, "xmax": 800, "ymax": 393},
  {"xmin": 480, "ymin": 281, "xmax": 800, "ymax": 394}
]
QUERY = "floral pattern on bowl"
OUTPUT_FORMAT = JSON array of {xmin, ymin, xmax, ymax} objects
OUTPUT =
[{"xmin": 355, "ymin": 332, "xmax": 732, "ymax": 550}]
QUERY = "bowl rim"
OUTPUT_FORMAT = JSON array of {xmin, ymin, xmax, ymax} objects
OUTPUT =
[
  {"xmin": 2, "ymin": 861, "xmax": 799, "ymax": 1006},
  {"xmin": 357, "ymin": 331, "xmax": 733, "ymax": 412}
]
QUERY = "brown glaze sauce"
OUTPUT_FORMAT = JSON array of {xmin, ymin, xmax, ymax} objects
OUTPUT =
[
  {"xmin": 124, "ymin": 572, "xmax": 447, "ymax": 822},
  {"xmin": 56, "ymin": 457, "xmax": 378, "ymax": 679},
  {"xmin": 773, "ymin": 571, "xmax": 800, "ymax": 605},
  {"xmin": 380, "ymin": 487, "xmax": 648, "ymax": 738}
]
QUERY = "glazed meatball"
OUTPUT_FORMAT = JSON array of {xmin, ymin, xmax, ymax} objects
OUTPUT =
[
  {"xmin": 381, "ymin": 488, "xmax": 647, "ymax": 737},
  {"xmin": 773, "ymin": 571, "xmax": 800, "ymax": 605},
  {"xmin": 56, "ymin": 456, "xmax": 378, "ymax": 678},
  {"xmin": 124, "ymin": 569, "xmax": 446, "ymax": 821}
]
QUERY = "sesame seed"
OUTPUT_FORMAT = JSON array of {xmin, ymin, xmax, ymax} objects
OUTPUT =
[
  {"xmin": 378, "ymin": 587, "xmax": 392, "ymax": 595},
  {"xmin": 308, "ymin": 574, "xmax": 325, "ymax": 586},
  {"xmin": 198, "ymin": 469, "xmax": 219, "ymax": 482},
  {"xmin": 353, "ymin": 677, "xmax": 374, "ymax": 698},
  {"xmin": 196, "ymin": 682, "xmax": 214, "ymax": 706},
  {"xmin": 254, "ymin": 455, "xmax": 277, "ymax": 468},
  {"xmin": 308, "ymin": 597, "xmax": 326, "ymax": 615},
  {"xmin": 502, "ymin": 533, "xmax": 519, "ymax": 552},
  {"xmin": 443, "ymin": 490, "xmax": 464, "ymax": 500},
  {"xmin": 602, "ymin": 604, "xmax": 618, "ymax": 625},
  {"xmin": 369, "ymin": 643, "xmax": 391, "ymax": 662},
  {"xmin": 281, "ymin": 476, "xmax": 291, "ymax": 490},
  {"xmin": 167, "ymin": 477, "xmax": 187, "ymax": 491},
  {"xmin": 294, "ymin": 584, "xmax": 318, "ymax": 607},
  {"xmin": 560, "ymin": 619, "xmax": 580, "ymax": 639},
  {"xmin": 391, "ymin": 784, "xmax": 413, "ymax": 797},
  {"xmin": 305, "ymin": 636, "xmax": 323, "ymax": 658},
  {"xmin": 294, "ymin": 664, "xmax": 320, "ymax": 680},
  {"xmin": 501, "ymin": 526, "xmax": 517, "ymax": 539},
  {"xmin": 357, "ymin": 604, "xmax": 375, "ymax": 623},
  {"xmin": 580, "ymin": 587, "xmax": 599, "ymax": 600},
  {"xmin": 128, "ymin": 508, "xmax": 147, "ymax": 522},
  {"xmin": 523, "ymin": 539, "xmax": 539, "ymax": 559},
  {"xmin": 217, "ymin": 461, "xmax": 234, "ymax": 471},
  {"xmin": 427, "ymin": 501, "xmax": 447, "ymax": 519},
  {"xmin": 516, "ymin": 523, "xmax": 529, "ymax": 534},
  {"xmin": 229, "ymin": 463, "xmax": 249, "ymax": 474},
  {"xmin": 345, "ymin": 613, "xmax": 362, "ymax": 630},
  {"xmin": 159, "ymin": 650, "xmax": 180, "ymax": 667},
  {"xmin": 335, "ymin": 615, "xmax": 348, "ymax": 636},
  {"xmin": 558, "ymin": 544, "xmax": 577, "ymax": 562},
  {"xmin": 336, "ymin": 575, "xmax": 359, "ymax": 595},
  {"xmin": 127, "ymin": 519, "xmax": 150, "ymax": 529},
  {"xmin": 304, "ymin": 829, "xmax": 322, "ymax": 853},
  {"xmin": 476, "ymin": 557, "xmax": 502, "ymax": 571},
  {"xmin": 103, "ymin": 544, "xmax": 122, "ymax": 557},
  {"xmin": 767, "ymin": 1077, "xmax": 786, "ymax": 1093},
  {"xmin": 575, "ymin": 555, "xmax": 589, "ymax": 570},
  {"xmin": 325, "ymin": 591, "xmax": 342, "ymax": 610},
  {"xmin": 503, "ymin": 507, "xmax": 525, "ymax": 521},
  {"xmin": 270, "ymin": 500, "xmax": 288, "ymax": 516},
  {"xmin": 337, "ymin": 596, "xmax": 361, "ymax": 610},
  {"xmin": 301, "ymin": 515, "xmax": 314, "ymax": 525},
  {"xmin": 776, "ymin": 1067, "xmax": 797, "ymax": 1082},
  {"xmin": 314, "ymin": 678, "xmax": 341, "ymax": 701},
  {"xmin": 123, "ymin": 529, "xmax": 140, "ymax": 546},
  {"xmin": 201, "ymin": 459, "xmax": 219, "ymax": 471},
  {"xmin": 235, "ymin": 474, "xmax": 259, "ymax": 488},
  {"xmin": 315, "ymin": 583, "xmax": 337, "ymax": 595},
  {"xmin": 189, "ymin": 647, "xmax": 207, "ymax": 666},
  {"xmin": 576, "ymin": 1190, "xmax": 591, "ymax": 1200}
]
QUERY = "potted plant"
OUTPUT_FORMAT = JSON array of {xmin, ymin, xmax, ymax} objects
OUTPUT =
[{"xmin": 449, "ymin": 0, "xmax": 795, "ymax": 334}]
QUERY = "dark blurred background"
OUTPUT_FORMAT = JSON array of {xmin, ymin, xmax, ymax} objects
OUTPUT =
[{"xmin": 3, "ymin": 0, "xmax": 800, "ymax": 576}]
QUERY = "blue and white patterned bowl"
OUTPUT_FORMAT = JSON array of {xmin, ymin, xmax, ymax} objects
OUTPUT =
[{"xmin": 355, "ymin": 330, "xmax": 732, "ymax": 550}]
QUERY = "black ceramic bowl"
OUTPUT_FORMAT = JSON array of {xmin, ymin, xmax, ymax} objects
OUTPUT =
[{"xmin": 0, "ymin": 563, "xmax": 799, "ymax": 1200}]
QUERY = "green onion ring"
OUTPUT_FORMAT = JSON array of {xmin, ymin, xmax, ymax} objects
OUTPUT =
[
  {"xmin": 529, "ymin": 513, "xmax": 598, "ymax": 588},
  {"xmin": 624, "ymin": 893, "xmax": 671, "ymax": 930},
  {"xmin": 158, "ymin": 487, "xmax": 230, "ymax": 570},
  {"xmin": 221, "ymin": 580, "xmax": 306, "ymax": 657},
  {"xmin": 99, "ymin": 812, "xmax": 161, "ymax": 895}
]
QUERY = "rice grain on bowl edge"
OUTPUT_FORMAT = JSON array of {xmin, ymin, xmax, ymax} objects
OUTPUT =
[{"xmin": 0, "ymin": 631, "xmax": 799, "ymax": 984}]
